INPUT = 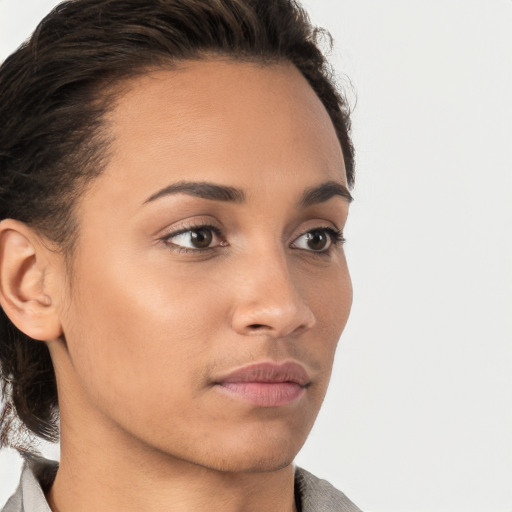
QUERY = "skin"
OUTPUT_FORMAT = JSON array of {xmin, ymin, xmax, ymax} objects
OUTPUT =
[{"xmin": 0, "ymin": 60, "xmax": 352, "ymax": 512}]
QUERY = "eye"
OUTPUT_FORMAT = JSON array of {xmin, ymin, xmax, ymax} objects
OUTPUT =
[
  {"xmin": 291, "ymin": 228, "xmax": 345, "ymax": 253},
  {"xmin": 161, "ymin": 225, "xmax": 225, "ymax": 251}
]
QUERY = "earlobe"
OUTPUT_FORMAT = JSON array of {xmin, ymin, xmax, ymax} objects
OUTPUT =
[{"xmin": 0, "ymin": 219, "xmax": 63, "ymax": 341}]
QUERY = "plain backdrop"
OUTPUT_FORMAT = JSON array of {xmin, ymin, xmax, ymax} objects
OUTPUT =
[{"xmin": 1, "ymin": 1, "xmax": 511, "ymax": 511}]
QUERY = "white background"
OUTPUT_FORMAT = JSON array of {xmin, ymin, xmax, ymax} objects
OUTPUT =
[{"xmin": 1, "ymin": 1, "xmax": 511, "ymax": 511}]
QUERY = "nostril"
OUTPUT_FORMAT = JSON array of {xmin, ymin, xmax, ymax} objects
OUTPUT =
[{"xmin": 248, "ymin": 324, "xmax": 266, "ymax": 330}]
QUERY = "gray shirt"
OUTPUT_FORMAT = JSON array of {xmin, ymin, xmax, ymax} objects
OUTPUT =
[{"xmin": 2, "ymin": 458, "xmax": 362, "ymax": 512}]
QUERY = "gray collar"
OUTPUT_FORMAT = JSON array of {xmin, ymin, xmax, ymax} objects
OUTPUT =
[{"xmin": 3, "ymin": 458, "xmax": 361, "ymax": 512}]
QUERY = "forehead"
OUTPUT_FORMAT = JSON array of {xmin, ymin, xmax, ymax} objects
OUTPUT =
[{"xmin": 93, "ymin": 60, "xmax": 346, "ymax": 208}]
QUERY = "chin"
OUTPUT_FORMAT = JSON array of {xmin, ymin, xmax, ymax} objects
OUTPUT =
[
  {"xmin": 200, "ymin": 449, "xmax": 297, "ymax": 474},
  {"xmin": 183, "ymin": 426, "xmax": 308, "ymax": 474}
]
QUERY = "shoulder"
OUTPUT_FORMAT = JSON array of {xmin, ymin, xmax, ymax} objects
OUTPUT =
[
  {"xmin": 2, "ymin": 456, "xmax": 56, "ymax": 512},
  {"xmin": 295, "ymin": 466, "xmax": 363, "ymax": 512}
]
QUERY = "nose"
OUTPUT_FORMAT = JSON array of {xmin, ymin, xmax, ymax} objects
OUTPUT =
[{"xmin": 230, "ymin": 248, "xmax": 317, "ymax": 338}]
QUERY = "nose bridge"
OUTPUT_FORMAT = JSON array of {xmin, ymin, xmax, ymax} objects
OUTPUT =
[{"xmin": 230, "ymin": 240, "xmax": 316, "ymax": 337}]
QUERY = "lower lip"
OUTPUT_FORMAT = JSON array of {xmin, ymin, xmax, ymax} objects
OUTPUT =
[{"xmin": 216, "ymin": 382, "xmax": 306, "ymax": 407}]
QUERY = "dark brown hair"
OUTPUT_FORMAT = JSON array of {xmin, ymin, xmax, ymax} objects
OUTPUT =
[{"xmin": 0, "ymin": 0, "xmax": 355, "ymax": 447}]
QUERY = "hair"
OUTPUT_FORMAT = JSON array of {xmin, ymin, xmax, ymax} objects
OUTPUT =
[{"xmin": 0, "ymin": 0, "xmax": 355, "ymax": 447}]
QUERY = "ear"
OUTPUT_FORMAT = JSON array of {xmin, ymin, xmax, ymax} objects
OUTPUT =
[{"xmin": 0, "ymin": 219, "xmax": 63, "ymax": 341}]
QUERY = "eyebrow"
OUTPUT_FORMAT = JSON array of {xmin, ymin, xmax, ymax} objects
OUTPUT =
[
  {"xmin": 143, "ymin": 179, "xmax": 353, "ymax": 206},
  {"xmin": 299, "ymin": 181, "xmax": 353, "ymax": 207},
  {"xmin": 144, "ymin": 181, "xmax": 246, "ymax": 204}
]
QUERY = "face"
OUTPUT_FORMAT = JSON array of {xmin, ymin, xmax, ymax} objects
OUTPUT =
[{"xmin": 51, "ymin": 60, "xmax": 352, "ymax": 473}]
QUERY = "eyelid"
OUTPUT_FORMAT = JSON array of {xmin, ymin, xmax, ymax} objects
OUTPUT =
[
  {"xmin": 157, "ymin": 215, "xmax": 221, "ymax": 238},
  {"xmin": 161, "ymin": 223, "xmax": 221, "ymax": 239}
]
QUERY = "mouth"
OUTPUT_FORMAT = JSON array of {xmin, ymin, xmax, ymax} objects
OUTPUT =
[{"xmin": 213, "ymin": 361, "xmax": 310, "ymax": 407}]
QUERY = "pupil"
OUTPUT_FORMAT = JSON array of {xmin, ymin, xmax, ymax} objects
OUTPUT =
[
  {"xmin": 307, "ymin": 231, "xmax": 328, "ymax": 251},
  {"xmin": 191, "ymin": 229, "xmax": 212, "ymax": 248}
]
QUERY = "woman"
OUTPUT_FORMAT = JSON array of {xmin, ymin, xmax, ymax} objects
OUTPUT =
[{"xmin": 0, "ymin": 0, "xmax": 359, "ymax": 510}]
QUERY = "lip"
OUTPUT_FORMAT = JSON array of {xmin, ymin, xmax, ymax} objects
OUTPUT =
[{"xmin": 214, "ymin": 361, "xmax": 310, "ymax": 407}]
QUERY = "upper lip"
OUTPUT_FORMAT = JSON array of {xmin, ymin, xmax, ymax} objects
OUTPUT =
[{"xmin": 215, "ymin": 361, "xmax": 310, "ymax": 387}]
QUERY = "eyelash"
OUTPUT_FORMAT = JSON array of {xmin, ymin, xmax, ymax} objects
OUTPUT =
[{"xmin": 159, "ymin": 223, "xmax": 346, "ymax": 255}]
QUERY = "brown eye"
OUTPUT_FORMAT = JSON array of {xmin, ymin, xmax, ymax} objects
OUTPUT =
[
  {"xmin": 304, "ymin": 230, "xmax": 329, "ymax": 251},
  {"xmin": 189, "ymin": 228, "xmax": 213, "ymax": 248}
]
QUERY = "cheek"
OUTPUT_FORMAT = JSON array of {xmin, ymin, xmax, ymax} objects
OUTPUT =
[
  {"xmin": 60, "ymin": 254, "xmax": 229, "ymax": 408},
  {"xmin": 326, "ymin": 269, "xmax": 352, "ymax": 340},
  {"xmin": 300, "ymin": 255, "xmax": 352, "ymax": 336},
  {"xmin": 293, "ymin": 258, "xmax": 352, "ymax": 382}
]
